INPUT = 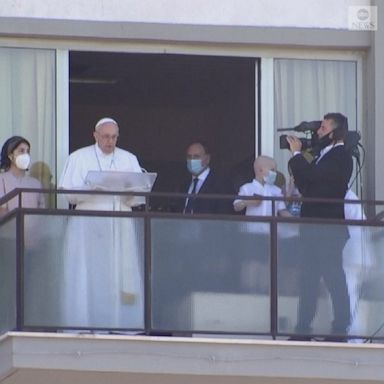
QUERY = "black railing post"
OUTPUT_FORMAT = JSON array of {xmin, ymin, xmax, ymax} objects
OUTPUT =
[
  {"xmin": 15, "ymin": 205, "xmax": 25, "ymax": 331},
  {"xmin": 270, "ymin": 199, "xmax": 278, "ymax": 340},
  {"xmin": 144, "ymin": 193, "xmax": 152, "ymax": 335}
]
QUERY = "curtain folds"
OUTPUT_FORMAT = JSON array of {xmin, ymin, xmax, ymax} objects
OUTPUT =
[
  {"xmin": 274, "ymin": 58, "xmax": 357, "ymax": 179},
  {"xmin": 0, "ymin": 47, "xmax": 56, "ymax": 200}
]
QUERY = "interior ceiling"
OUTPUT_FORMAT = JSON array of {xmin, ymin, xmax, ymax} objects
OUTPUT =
[
  {"xmin": 70, "ymin": 51, "xmax": 237, "ymax": 80},
  {"xmin": 69, "ymin": 51, "xmax": 253, "ymax": 107}
]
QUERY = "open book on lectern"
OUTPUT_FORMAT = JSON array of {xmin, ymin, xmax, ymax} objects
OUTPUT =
[{"xmin": 85, "ymin": 170, "xmax": 157, "ymax": 192}]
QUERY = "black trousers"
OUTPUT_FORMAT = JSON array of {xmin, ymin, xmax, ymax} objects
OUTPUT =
[{"xmin": 295, "ymin": 225, "xmax": 350, "ymax": 334}]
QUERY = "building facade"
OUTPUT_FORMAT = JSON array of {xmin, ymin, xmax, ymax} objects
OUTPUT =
[
  {"xmin": 1, "ymin": 1, "xmax": 384, "ymax": 383},
  {"xmin": 0, "ymin": 0, "xmax": 383, "ymax": 201}
]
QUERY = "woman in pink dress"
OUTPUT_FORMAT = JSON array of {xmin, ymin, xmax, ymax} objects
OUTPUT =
[
  {"xmin": 0, "ymin": 136, "xmax": 45, "ymax": 213},
  {"xmin": 0, "ymin": 136, "xmax": 45, "ymax": 332}
]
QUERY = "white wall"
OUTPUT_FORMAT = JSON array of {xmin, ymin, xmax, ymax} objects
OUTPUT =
[{"xmin": 0, "ymin": 0, "xmax": 371, "ymax": 29}]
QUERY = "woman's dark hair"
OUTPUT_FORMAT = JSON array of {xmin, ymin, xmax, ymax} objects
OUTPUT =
[{"xmin": 0, "ymin": 136, "xmax": 30, "ymax": 171}]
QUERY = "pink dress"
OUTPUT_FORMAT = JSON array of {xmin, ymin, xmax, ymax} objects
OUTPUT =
[{"xmin": 0, "ymin": 171, "xmax": 45, "ymax": 211}]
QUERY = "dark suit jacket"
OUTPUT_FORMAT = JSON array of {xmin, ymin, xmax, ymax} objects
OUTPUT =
[
  {"xmin": 288, "ymin": 145, "xmax": 353, "ymax": 219},
  {"xmin": 174, "ymin": 169, "xmax": 232, "ymax": 214}
]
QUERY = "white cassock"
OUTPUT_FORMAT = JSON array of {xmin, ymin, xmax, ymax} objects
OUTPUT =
[{"xmin": 59, "ymin": 144, "xmax": 144, "ymax": 329}]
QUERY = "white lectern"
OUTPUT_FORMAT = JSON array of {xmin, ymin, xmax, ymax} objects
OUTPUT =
[{"xmin": 85, "ymin": 170, "xmax": 157, "ymax": 206}]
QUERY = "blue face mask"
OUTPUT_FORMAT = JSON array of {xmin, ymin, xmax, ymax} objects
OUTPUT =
[
  {"xmin": 187, "ymin": 159, "xmax": 204, "ymax": 175},
  {"xmin": 263, "ymin": 170, "xmax": 277, "ymax": 185}
]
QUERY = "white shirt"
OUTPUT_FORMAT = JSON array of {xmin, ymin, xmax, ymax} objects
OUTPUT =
[
  {"xmin": 234, "ymin": 179, "xmax": 286, "ymax": 233},
  {"xmin": 293, "ymin": 142, "xmax": 344, "ymax": 163},
  {"xmin": 183, "ymin": 167, "xmax": 210, "ymax": 213},
  {"xmin": 187, "ymin": 167, "xmax": 210, "ymax": 194},
  {"xmin": 234, "ymin": 179, "xmax": 286, "ymax": 216},
  {"xmin": 315, "ymin": 142, "xmax": 344, "ymax": 163}
]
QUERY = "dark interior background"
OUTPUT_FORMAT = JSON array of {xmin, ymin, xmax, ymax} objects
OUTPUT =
[{"xmin": 69, "ymin": 51, "xmax": 256, "ymax": 200}]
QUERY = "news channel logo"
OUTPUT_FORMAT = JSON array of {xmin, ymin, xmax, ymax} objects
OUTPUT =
[{"xmin": 348, "ymin": 6, "xmax": 378, "ymax": 31}]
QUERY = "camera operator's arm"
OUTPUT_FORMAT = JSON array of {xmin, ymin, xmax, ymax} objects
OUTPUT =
[
  {"xmin": 286, "ymin": 135, "xmax": 312, "ymax": 193},
  {"xmin": 289, "ymin": 147, "xmax": 351, "ymax": 190},
  {"xmin": 286, "ymin": 135, "xmax": 302, "ymax": 155},
  {"xmin": 287, "ymin": 139, "xmax": 353, "ymax": 204}
]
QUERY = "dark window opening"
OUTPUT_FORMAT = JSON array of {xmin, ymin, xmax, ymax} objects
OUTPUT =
[{"xmin": 70, "ymin": 51, "xmax": 257, "ymax": 206}]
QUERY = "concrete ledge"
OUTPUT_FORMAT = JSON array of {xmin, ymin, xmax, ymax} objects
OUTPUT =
[
  {"xmin": 0, "ymin": 17, "xmax": 371, "ymax": 49},
  {"xmin": 1, "ymin": 331, "xmax": 384, "ymax": 383}
]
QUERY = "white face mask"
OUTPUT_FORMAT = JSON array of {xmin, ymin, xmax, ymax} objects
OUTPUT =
[
  {"xmin": 15, "ymin": 153, "xmax": 31, "ymax": 170},
  {"xmin": 263, "ymin": 170, "xmax": 277, "ymax": 185}
]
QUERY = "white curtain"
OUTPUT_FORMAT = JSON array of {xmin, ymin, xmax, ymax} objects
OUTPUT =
[
  {"xmin": 274, "ymin": 59, "xmax": 357, "ymax": 180},
  {"xmin": 0, "ymin": 47, "xmax": 56, "ymax": 195}
]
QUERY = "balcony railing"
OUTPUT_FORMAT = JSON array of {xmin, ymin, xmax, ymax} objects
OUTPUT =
[{"xmin": 1, "ymin": 188, "xmax": 384, "ymax": 342}]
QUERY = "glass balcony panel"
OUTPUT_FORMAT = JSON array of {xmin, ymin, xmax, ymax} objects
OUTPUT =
[
  {"xmin": 277, "ymin": 221, "xmax": 378, "ymax": 340},
  {"xmin": 356, "ymin": 225, "xmax": 384, "ymax": 340},
  {"xmin": 0, "ymin": 218, "xmax": 17, "ymax": 334},
  {"xmin": 13, "ymin": 197, "xmax": 384, "ymax": 341},
  {"xmin": 276, "ymin": 221, "xmax": 301, "ymax": 335},
  {"xmin": 151, "ymin": 217, "xmax": 271, "ymax": 333},
  {"xmin": 23, "ymin": 214, "xmax": 145, "ymax": 330}
]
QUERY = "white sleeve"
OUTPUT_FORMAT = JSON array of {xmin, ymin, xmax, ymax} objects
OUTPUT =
[
  {"xmin": 59, "ymin": 152, "xmax": 87, "ymax": 190},
  {"xmin": 130, "ymin": 154, "xmax": 143, "ymax": 173},
  {"xmin": 234, "ymin": 183, "xmax": 251, "ymax": 205},
  {"xmin": 58, "ymin": 152, "xmax": 90, "ymax": 205}
]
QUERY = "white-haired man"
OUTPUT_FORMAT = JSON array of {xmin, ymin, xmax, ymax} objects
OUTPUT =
[
  {"xmin": 60, "ymin": 117, "xmax": 142, "ymax": 209},
  {"xmin": 59, "ymin": 118, "xmax": 144, "ymax": 331}
]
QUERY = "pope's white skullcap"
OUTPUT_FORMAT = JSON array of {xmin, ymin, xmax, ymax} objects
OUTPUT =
[{"xmin": 95, "ymin": 117, "xmax": 118, "ymax": 131}]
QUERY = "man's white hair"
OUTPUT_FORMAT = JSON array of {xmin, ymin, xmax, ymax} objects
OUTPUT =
[{"xmin": 95, "ymin": 117, "xmax": 118, "ymax": 131}]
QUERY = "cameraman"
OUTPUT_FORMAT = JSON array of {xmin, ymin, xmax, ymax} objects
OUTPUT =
[{"xmin": 286, "ymin": 112, "xmax": 353, "ymax": 341}]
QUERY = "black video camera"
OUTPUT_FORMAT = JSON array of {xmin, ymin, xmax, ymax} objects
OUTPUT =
[
  {"xmin": 279, "ymin": 135, "xmax": 314, "ymax": 150},
  {"xmin": 278, "ymin": 120, "xmax": 322, "ymax": 150},
  {"xmin": 279, "ymin": 119, "xmax": 361, "ymax": 158}
]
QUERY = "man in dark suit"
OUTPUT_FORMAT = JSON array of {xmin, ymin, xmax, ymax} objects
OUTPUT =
[
  {"xmin": 286, "ymin": 113, "xmax": 353, "ymax": 341},
  {"xmin": 152, "ymin": 141, "xmax": 233, "ymax": 332},
  {"xmin": 177, "ymin": 141, "xmax": 231, "ymax": 214}
]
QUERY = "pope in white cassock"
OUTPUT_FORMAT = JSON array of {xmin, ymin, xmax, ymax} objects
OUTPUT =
[{"xmin": 59, "ymin": 118, "xmax": 144, "ymax": 329}]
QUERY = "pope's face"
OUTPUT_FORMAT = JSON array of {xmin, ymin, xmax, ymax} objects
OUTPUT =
[{"xmin": 94, "ymin": 122, "xmax": 119, "ymax": 154}]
